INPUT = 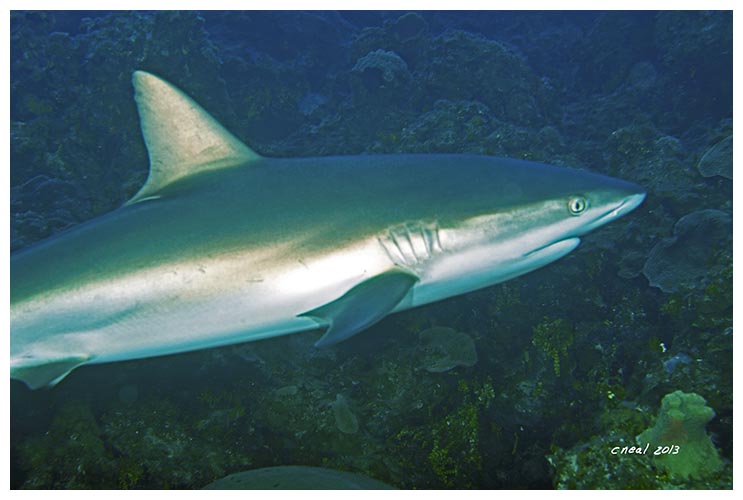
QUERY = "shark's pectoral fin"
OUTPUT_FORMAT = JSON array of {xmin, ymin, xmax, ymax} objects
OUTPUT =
[
  {"xmin": 11, "ymin": 355, "xmax": 91, "ymax": 390},
  {"xmin": 301, "ymin": 269, "xmax": 419, "ymax": 347}
]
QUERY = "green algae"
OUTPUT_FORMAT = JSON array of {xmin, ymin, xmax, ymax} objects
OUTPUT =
[{"xmin": 531, "ymin": 317, "xmax": 574, "ymax": 377}]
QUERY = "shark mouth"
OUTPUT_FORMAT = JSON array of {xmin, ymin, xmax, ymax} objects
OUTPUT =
[{"xmin": 524, "ymin": 237, "xmax": 581, "ymax": 259}]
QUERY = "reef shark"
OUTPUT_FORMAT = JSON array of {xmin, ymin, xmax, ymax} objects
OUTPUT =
[{"xmin": 10, "ymin": 71, "xmax": 645, "ymax": 389}]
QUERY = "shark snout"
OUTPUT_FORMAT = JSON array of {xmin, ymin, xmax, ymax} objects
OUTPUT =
[
  {"xmin": 616, "ymin": 191, "xmax": 646, "ymax": 217},
  {"xmin": 580, "ymin": 188, "xmax": 646, "ymax": 235}
]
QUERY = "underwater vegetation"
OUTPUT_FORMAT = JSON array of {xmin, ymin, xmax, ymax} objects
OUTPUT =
[{"xmin": 10, "ymin": 11, "xmax": 732, "ymax": 489}]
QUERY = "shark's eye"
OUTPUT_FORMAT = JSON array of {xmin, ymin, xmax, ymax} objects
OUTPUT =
[{"xmin": 568, "ymin": 197, "xmax": 588, "ymax": 215}]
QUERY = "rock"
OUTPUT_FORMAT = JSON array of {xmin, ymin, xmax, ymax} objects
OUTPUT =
[
  {"xmin": 275, "ymin": 385, "xmax": 299, "ymax": 397},
  {"xmin": 662, "ymin": 353, "xmax": 692, "ymax": 374},
  {"xmin": 331, "ymin": 394, "xmax": 359, "ymax": 434},
  {"xmin": 418, "ymin": 326, "xmax": 477, "ymax": 373},
  {"xmin": 203, "ymin": 465, "xmax": 395, "ymax": 489},
  {"xmin": 352, "ymin": 49, "xmax": 411, "ymax": 89},
  {"xmin": 643, "ymin": 209, "xmax": 732, "ymax": 292},
  {"xmin": 697, "ymin": 135, "xmax": 732, "ymax": 179},
  {"xmin": 617, "ymin": 250, "xmax": 647, "ymax": 279},
  {"xmin": 400, "ymin": 99, "xmax": 493, "ymax": 153},
  {"xmin": 297, "ymin": 92, "xmax": 328, "ymax": 116},
  {"xmin": 424, "ymin": 30, "xmax": 546, "ymax": 126},
  {"xmin": 627, "ymin": 61, "xmax": 658, "ymax": 90}
]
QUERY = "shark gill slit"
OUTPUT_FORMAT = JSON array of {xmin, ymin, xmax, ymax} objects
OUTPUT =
[{"xmin": 379, "ymin": 221, "xmax": 442, "ymax": 269}]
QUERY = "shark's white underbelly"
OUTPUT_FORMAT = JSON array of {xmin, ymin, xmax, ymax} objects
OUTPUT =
[
  {"xmin": 11, "ymin": 224, "xmax": 582, "ymax": 370},
  {"xmin": 12, "ymin": 236, "xmax": 395, "ymax": 366}
]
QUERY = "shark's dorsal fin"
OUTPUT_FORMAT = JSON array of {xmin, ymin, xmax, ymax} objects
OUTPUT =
[{"xmin": 127, "ymin": 70, "xmax": 260, "ymax": 205}]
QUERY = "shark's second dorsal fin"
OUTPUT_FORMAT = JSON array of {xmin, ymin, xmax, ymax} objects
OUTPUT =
[{"xmin": 127, "ymin": 71, "xmax": 260, "ymax": 205}]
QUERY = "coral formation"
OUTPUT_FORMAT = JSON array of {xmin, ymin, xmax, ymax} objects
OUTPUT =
[
  {"xmin": 331, "ymin": 394, "xmax": 359, "ymax": 434},
  {"xmin": 9, "ymin": 11, "xmax": 732, "ymax": 490},
  {"xmin": 697, "ymin": 135, "xmax": 732, "ymax": 179},
  {"xmin": 637, "ymin": 391, "xmax": 723, "ymax": 480},
  {"xmin": 643, "ymin": 210, "xmax": 732, "ymax": 293},
  {"xmin": 352, "ymin": 49, "xmax": 411, "ymax": 88},
  {"xmin": 418, "ymin": 326, "xmax": 478, "ymax": 373}
]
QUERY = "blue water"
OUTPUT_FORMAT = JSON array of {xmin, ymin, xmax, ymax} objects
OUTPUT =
[{"xmin": 10, "ymin": 11, "xmax": 732, "ymax": 489}]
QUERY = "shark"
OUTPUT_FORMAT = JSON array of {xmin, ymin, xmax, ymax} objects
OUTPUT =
[{"xmin": 10, "ymin": 71, "xmax": 645, "ymax": 389}]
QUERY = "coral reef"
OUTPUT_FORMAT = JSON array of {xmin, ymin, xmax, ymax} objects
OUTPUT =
[
  {"xmin": 549, "ymin": 396, "xmax": 730, "ymax": 489},
  {"xmin": 17, "ymin": 401, "xmax": 115, "ymax": 488},
  {"xmin": 10, "ymin": 11, "xmax": 732, "ymax": 490},
  {"xmin": 637, "ymin": 391, "xmax": 723, "ymax": 480}
]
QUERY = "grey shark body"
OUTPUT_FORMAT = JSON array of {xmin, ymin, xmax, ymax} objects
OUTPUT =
[{"xmin": 10, "ymin": 71, "xmax": 645, "ymax": 389}]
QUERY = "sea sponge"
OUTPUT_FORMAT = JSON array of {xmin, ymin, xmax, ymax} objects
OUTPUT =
[{"xmin": 637, "ymin": 390, "xmax": 723, "ymax": 479}]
